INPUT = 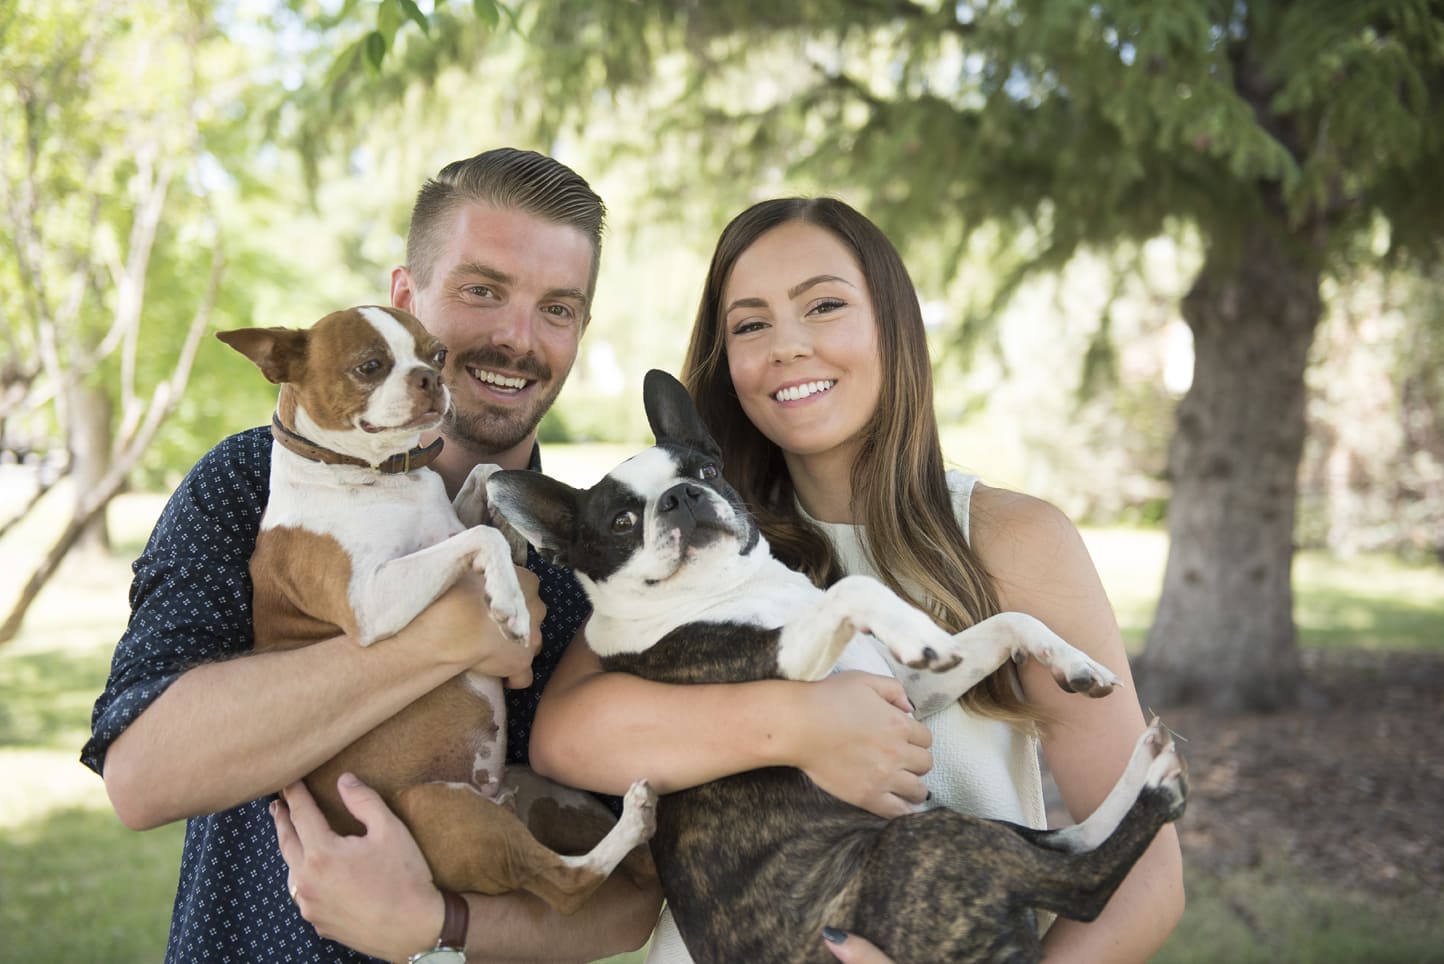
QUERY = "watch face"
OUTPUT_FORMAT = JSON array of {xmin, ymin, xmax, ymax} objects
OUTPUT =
[{"xmin": 409, "ymin": 950, "xmax": 465, "ymax": 964}]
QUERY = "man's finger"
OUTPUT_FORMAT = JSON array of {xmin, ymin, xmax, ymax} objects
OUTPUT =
[
  {"xmin": 280, "ymin": 779, "xmax": 331, "ymax": 842},
  {"xmin": 334, "ymin": 772, "xmax": 397, "ymax": 835},
  {"xmin": 269, "ymin": 798, "xmax": 303, "ymax": 865}
]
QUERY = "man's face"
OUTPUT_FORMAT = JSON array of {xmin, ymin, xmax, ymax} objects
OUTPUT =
[{"xmin": 394, "ymin": 202, "xmax": 594, "ymax": 462}]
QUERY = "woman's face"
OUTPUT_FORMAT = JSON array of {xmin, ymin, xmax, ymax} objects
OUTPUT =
[{"xmin": 721, "ymin": 220, "xmax": 883, "ymax": 464}]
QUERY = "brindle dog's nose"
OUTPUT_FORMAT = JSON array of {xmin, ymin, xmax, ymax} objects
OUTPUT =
[{"xmin": 658, "ymin": 483, "xmax": 705, "ymax": 516}]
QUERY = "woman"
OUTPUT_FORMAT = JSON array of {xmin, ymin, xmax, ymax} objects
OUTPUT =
[
  {"xmin": 536, "ymin": 197, "xmax": 1182, "ymax": 962},
  {"xmin": 275, "ymin": 198, "xmax": 1184, "ymax": 962}
]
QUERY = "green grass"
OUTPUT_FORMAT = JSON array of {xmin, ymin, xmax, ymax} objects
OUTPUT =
[
  {"xmin": 2, "ymin": 465, "xmax": 1442, "ymax": 962},
  {"xmin": 1157, "ymin": 865, "xmax": 1444, "ymax": 964}
]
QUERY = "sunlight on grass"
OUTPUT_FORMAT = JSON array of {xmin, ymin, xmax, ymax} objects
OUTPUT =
[{"xmin": 3, "ymin": 471, "xmax": 1442, "ymax": 961}]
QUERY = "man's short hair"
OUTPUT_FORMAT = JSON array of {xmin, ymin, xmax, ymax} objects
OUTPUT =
[{"xmin": 407, "ymin": 148, "xmax": 606, "ymax": 302}]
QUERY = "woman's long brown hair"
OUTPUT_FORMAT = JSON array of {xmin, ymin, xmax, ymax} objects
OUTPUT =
[{"xmin": 682, "ymin": 197, "xmax": 1036, "ymax": 724}]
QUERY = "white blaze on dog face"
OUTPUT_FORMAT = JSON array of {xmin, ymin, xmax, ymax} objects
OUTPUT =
[
  {"xmin": 587, "ymin": 446, "xmax": 759, "ymax": 608},
  {"xmin": 291, "ymin": 306, "xmax": 450, "ymax": 465}
]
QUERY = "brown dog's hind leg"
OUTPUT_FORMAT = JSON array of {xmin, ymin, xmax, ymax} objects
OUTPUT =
[{"xmin": 395, "ymin": 779, "xmax": 656, "ymax": 914}]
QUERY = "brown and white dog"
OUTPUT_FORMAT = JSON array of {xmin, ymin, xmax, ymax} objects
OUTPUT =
[
  {"xmin": 217, "ymin": 305, "xmax": 655, "ymax": 913},
  {"xmin": 485, "ymin": 369, "xmax": 1187, "ymax": 964}
]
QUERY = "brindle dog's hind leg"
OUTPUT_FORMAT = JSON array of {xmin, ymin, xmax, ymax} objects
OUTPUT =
[
  {"xmin": 847, "ymin": 721, "xmax": 1187, "ymax": 963},
  {"xmin": 996, "ymin": 719, "xmax": 1188, "ymax": 923}
]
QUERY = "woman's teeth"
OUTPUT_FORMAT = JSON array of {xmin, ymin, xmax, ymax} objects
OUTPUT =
[
  {"xmin": 774, "ymin": 380, "xmax": 835, "ymax": 402},
  {"xmin": 470, "ymin": 368, "xmax": 528, "ymax": 391}
]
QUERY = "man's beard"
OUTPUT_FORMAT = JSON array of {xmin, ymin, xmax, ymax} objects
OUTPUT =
[{"xmin": 441, "ymin": 347, "xmax": 565, "ymax": 454}]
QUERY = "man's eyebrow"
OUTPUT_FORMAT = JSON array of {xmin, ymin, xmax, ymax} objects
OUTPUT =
[{"xmin": 449, "ymin": 261, "xmax": 512, "ymax": 285}]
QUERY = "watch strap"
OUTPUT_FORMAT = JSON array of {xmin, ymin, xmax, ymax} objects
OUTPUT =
[{"xmin": 438, "ymin": 888, "xmax": 469, "ymax": 951}]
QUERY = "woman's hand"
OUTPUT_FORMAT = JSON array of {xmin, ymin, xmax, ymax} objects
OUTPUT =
[
  {"xmin": 792, "ymin": 671, "xmax": 934, "ymax": 818},
  {"xmin": 823, "ymin": 927, "xmax": 897, "ymax": 963},
  {"xmin": 272, "ymin": 774, "xmax": 442, "ymax": 962}
]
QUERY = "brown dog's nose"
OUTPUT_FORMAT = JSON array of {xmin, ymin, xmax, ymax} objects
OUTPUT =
[{"xmin": 408, "ymin": 367, "xmax": 437, "ymax": 393}]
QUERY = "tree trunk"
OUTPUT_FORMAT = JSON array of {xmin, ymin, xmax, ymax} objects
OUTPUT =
[
  {"xmin": 1140, "ymin": 223, "xmax": 1323, "ymax": 712},
  {"xmin": 68, "ymin": 380, "xmax": 114, "ymax": 556}
]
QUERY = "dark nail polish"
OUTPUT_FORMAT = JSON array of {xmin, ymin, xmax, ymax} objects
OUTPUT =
[{"xmin": 822, "ymin": 926, "xmax": 847, "ymax": 944}]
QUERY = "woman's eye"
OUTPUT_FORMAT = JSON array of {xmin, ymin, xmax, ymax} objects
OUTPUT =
[
  {"xmin": 730, "ymin": 320, "xmax": 765, "ymax": 336},
  {"xmin": 810, "ymin": 298, "xmax": 846, "ymax": 315},
  {"xmin": 697, "ymin": 463, "xmax": 719, "ymax": 481},
  {"xmin": 611, "ymin": 510, "xmax": 638, "ymax": 533}
]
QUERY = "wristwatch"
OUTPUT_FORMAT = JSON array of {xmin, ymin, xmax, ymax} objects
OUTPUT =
[{"xmin": 407, "ymin": 889, "xmax": 468, "ymax": 964}]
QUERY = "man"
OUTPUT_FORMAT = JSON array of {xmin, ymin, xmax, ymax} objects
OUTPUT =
[{"xmin": 83, "ymin": 148, "xmax": 662, "ymax": 963}]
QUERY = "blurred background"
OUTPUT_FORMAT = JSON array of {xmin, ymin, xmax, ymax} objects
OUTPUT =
[{"xmin": 2, "ymin": 1, "xmax": 1442, "ymax": 961}]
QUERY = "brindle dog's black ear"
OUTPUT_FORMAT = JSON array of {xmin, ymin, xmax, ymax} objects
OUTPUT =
[
  {"xmin": 643, "ymin": 369, "xmax": 721, "ymax": 459},
  {"xmin": 485, "ymin": 471, "xmax": 581, "ymax": 568}
]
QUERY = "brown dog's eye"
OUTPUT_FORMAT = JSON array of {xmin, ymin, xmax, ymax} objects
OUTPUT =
[
  {"xmin": 611, "ymin": 510, "xmax": 638, "ymax": 534},
  {"xmin": 698, "ymin": 463, "xmax": 719, "ymax": 481},
  {"xmin": 356, "ymin": 359, "xmax": 384, "ymax": 377}
]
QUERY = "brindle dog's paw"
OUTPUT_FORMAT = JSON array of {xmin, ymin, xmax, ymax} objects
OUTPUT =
[{"xmin": 1142, "ymin": 718, "xmax": 1189, "ymax": 820}]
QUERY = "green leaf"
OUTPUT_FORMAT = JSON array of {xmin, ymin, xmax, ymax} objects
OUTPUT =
[
  {"xmin": 376, "ymin": 0, "xmax": 402, "ymax": 45},
  {"xmin": 323, "ymin": 36, "xmax": 364, "ymax": 91},
  {"xmin": 398, "ymin": 0, "xmax": 430, "ymax": 35},
  {"xmin": 474, "ymin": 0, "xmax": 500, "ymax": 30},
  {"xmin": 363, "ymin": 30, "xmax": 388, "ymax": 73}
]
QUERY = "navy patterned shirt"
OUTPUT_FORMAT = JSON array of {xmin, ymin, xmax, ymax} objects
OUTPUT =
[{"xmin": 82, "ymin": 426, "xmax": 594, "ymax": 963}]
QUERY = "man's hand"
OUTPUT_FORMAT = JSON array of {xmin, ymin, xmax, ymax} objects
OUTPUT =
[
  {"xmin": 425, "ymin": 566, "xmax": 546, "ymax": 687},
  {"xmin": 791, "ymin": 671, "xmax": 933, "ymax": 818},
  {"xmin": 273, "ymin": 775, "xmax": 442, "ymax": 962}
]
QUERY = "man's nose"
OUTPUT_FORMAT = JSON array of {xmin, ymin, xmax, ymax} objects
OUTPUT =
[{"xmin": 487, "ymin": 302, "xmax": 537, "ymax": 355}]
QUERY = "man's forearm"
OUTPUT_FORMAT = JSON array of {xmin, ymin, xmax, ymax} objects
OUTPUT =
[
  {"xmin": 458, "ymin": 870, "xmax": 662, "ymax": 964},
  {"xmin": 104, "ymin": 630, "xmax": 471, "ymax": 829}
]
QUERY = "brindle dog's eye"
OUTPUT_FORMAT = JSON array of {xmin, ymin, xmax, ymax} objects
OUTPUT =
[
  {"xmin": 698, "ymin": 463, "xmax": 719, "ymax": 481},
  {"xmin": 432, "ymin": 348, "xmax": 448, "ymax": 368},
  {"xmin": 611, "ymin": 510, "xmax": 638, "ymax": 533}
]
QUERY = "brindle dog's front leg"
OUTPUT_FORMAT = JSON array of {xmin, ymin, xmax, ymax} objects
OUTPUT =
[
  {"xmin": 900, "ymin": 612, "xmax": 1122, "ymax": 717},
  {"xmin": 776, "ymin": 575, "xmax": 963, "ymax": 681}
]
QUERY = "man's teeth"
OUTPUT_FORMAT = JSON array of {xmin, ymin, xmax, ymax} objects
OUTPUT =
[
  {"xmin": 774, "ymin": 380, "xmax": 835, "ymax": 402},
  {"xmin": 471, "ymin": 368, "xmax": 528, "ymax": 391}
]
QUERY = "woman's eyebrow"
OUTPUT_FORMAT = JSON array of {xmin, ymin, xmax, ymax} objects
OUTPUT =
[{"xmin": 788, "ymin": 274, "xmax": 853, "ymax": 299}]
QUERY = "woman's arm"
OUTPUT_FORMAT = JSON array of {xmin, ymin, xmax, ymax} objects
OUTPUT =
[
  {"xmin": 971, "ymin": 485, "xmax": 1185, "ymax": 963},
  {"xmin": 530, "ymin": 627, "xmax": 936, "ymax": 818}
]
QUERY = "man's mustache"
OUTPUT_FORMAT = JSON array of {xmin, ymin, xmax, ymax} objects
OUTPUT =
[{"xmin": 450, "ymin": 348, "xmax": 551, "ymax": 383}]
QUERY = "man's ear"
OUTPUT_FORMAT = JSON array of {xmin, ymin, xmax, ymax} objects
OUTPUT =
[
  {"xmin": 391, "ymin": 265, "xmax": 416, "ymax": 313},
  {"xmin": 215, "ymin": 327, "xmax": 309, "ymax": 385},
  {"xmin": 486, "ymin": 471, "xmax": 581, "ymax": 568},
  {"xmin": 643, "ymin": 369, "xmax": 721, "ymax": 459}
]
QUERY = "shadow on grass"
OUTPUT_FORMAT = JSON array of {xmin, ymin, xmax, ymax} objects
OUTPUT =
[
  {"xmin": 1158, "ymin": 862, "xmax": 1444, "ymax": 964},
  {"xmin": 0, "ymin": 806, "xmax": 182, "ymax": 962},
  {"xmin": 0, "ymin": 645, "xmax": 114, "ymax": 750}
]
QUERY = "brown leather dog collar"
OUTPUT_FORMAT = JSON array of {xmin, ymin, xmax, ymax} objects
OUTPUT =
[{"xmin": 270, "ymin": 413, "xmax": 444, "ymax": 474}]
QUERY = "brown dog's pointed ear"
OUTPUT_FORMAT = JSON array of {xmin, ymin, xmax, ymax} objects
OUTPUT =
[
  {"xmin": 215, "ymin": 327, "xmax": 309, "ymax": 385},
  {"xmin": 486, "ymin": 470, "xmax": 581, "ymax": 569}
]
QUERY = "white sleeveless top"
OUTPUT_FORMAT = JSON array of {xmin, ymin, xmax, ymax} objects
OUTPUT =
[{"xmin": 644, "ymin": 471, "xmax": 1045, "ymax": 963}]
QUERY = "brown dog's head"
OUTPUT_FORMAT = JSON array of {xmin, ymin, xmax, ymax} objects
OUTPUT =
[{"xmin": 218, "ymin": 305, "xmax": 450, "ymax": 465}]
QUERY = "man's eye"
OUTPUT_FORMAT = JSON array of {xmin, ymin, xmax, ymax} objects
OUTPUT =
[
  {"xmin": 698, "ymin": 463, "xmax": 719, "ymax": 481},
  {"xmin": 466, "ymin": 285, "xmax": 495, "ymax": 298},
  {"xmin": 611, "ymin": 510, "xmax": 638, "ymax": 534}
]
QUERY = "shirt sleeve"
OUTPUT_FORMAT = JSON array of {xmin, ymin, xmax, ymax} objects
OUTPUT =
[{"xmin": 81, "ymin": 428, "xmax": 270, "ymax": 775}]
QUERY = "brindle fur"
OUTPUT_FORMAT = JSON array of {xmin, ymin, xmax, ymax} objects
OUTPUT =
[{"xmin": 605, "ymin": 624, "xmax": 1185, "ymax": 964}]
